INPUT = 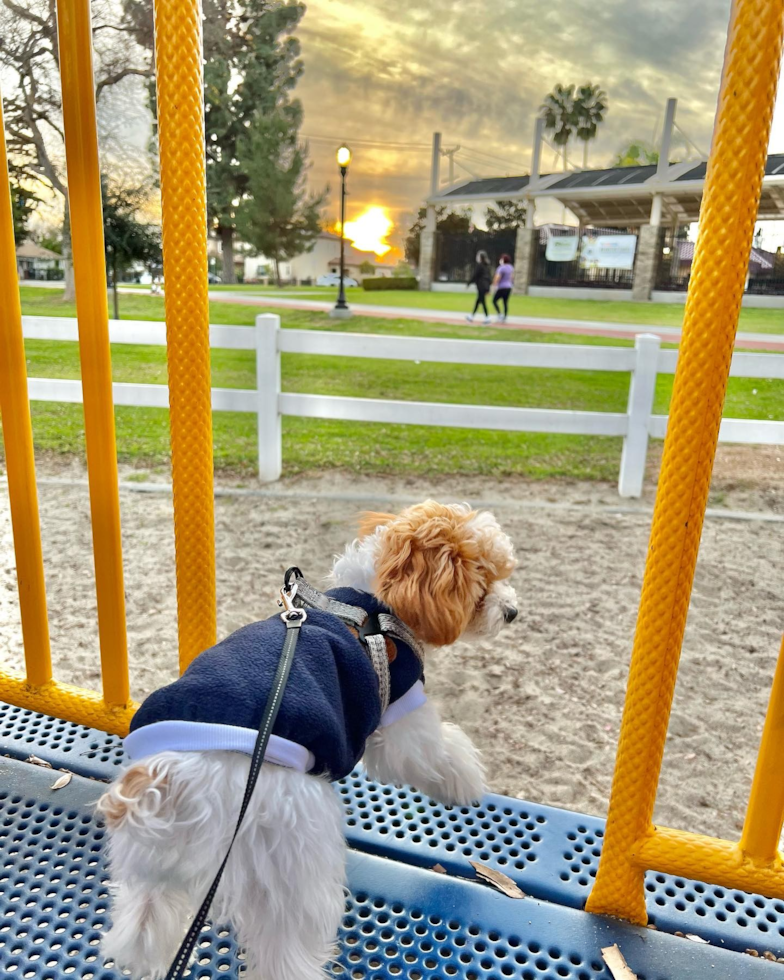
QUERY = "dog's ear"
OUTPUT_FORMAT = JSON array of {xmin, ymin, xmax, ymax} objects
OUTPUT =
[
  {"xmin": 372, "ymin": 502, "xmax": 482, "ymax": 647},
  {"xmin": 358, "ymin": 511, "xmax": 397, "ymax": 538}
]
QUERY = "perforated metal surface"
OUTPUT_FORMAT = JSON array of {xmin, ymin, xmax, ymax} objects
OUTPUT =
[
  {"xmin": 0, "ymin": 759, "xmax": 780, "ymax": 980},
  {"xmin": 0, "ymin": 702, "xmax": 125, "ymax": 780},
  {"xmin": 3, "ymin": 704, "xmax": 784, "ymax": 960}
]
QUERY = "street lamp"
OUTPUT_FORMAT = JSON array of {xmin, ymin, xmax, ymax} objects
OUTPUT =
[{"xmin": 331, "ymin": 144, "xmax": 353, "ymax": 319}]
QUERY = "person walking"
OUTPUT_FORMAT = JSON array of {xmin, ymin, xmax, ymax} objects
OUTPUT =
[
  {"xmin": 492, "ymin": 253, "xmax": 514, "ymax": 322},
  {"xmin": 465, "ymin": 250, "xmax": 492, "ymax": 324}
]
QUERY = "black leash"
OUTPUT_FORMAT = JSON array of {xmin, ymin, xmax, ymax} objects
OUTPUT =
[{"xmin": 164, "ymin": 598, "xmax": 304, "ymax": 980}]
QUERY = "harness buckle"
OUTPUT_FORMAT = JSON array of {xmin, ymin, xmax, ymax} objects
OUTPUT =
[
  {"xmin": 281, "ymin": 607, "xmax": 307, "ymax": 626},
  {"xmin": 357, "ymin": 611, "xmax": 382, "ymax": 646}
]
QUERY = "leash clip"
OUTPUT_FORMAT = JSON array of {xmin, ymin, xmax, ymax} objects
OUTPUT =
[
  {"xmin": 279, "ymin": 572, "xmax": 306, "ymax": 625},
  {"xmin": 278, "ymin": 581, "xmax": 299, "ymax": 612}
]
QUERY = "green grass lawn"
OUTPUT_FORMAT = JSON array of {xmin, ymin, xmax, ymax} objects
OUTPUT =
[
  {"xmin": 117, "ymin": 282, "xmax": 784, "ymax": 334},
  {"xmin": 6, "ymin": 286, "xmax": 783, "ymax": 481}
]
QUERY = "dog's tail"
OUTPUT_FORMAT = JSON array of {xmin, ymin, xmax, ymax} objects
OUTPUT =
[{"xmin": 97, "ymin": 757, "xmax": 178, "ymax": 834}]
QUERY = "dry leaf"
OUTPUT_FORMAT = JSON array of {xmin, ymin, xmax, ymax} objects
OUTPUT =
[
  {"xmin": 746, "ymin": 949, "xmax": 760, "ymax": 957},
  {"xmin": 26, "ymin": 755, "xmax": 53, "ymax": 769},
  {"xmin": 469, "ymin": 862, "xmax": 525, "ymax": 899},
  {"xmin": 684, "ymin": 934, "xmax": 709, "ymax": 944},
  {"xmin": 601, "ymin": 945, "xmax": 638, "ymax": 980},
  {"xmin": 432, "ymin": 864, "xmax": 447, "ymax": 875},
  {"xmin": 51, "ymin": 771, "xmax": 73, "ymax": 791}
]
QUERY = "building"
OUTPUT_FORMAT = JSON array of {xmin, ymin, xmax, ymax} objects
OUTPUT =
[
  {"xmin": 419, "ymin": 99, "xmax": 784, "ymax": 305},
  {"xmin": 16, "ymin": 240, "xmax": 63, "ymax": 281},
  {"xmin": 243, "ymin": 232, "xmax": 396, "ymax": 283}
]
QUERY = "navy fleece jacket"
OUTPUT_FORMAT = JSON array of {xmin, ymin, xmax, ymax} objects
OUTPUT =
[{"xmin": 125, "ymin": 589, "xmax": 424, "ymax": 781}]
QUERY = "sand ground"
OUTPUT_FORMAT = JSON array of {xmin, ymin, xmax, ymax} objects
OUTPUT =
[{"xmin": 1, "ymin": 449, "xmax": 782, "ymax": 842}]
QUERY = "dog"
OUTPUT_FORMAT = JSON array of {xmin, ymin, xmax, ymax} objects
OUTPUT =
[{"xmin": 97, "ymin": 500, "xmax": 518, "ymax": 980}]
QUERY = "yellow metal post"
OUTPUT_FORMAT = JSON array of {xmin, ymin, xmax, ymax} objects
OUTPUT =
[
  {"xmin": 153, "ymin": 0, "xmax": 217, "ymax": 671},
  {"xmin": 0, "ymin": 93, "xmax": 52, "ymax": 688},
  {"xmin": 740, "ymin": 635, "xmax": 784, "ymax": 864},
  {"xmin": 56, "ymin": 0, "xmax": 130, "ymax": 708},
  {"xmin": 587, "ymin": 0, "xmax": 784, "ymax": 924},
  {"xmin": 0, "ymin": 670, "xmax": 136, "ymax": 737}
]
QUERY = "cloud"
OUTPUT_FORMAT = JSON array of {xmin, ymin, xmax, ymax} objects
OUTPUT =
[{"xmin": 297, "ymin": 0, "xmax": 740, "ymax": 237}]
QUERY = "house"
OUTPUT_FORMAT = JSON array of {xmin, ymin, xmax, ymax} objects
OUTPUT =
[
  {"xmin": 16, "ymin": 240, "xmax": 63, "ymax": 281},
  {"xmin": 243, "ymin": 231, "xmax": 396, "ymax": 283}
]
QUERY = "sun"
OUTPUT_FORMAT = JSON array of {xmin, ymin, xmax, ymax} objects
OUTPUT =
[{"xmin": 340, "ymin": 206, "xmax": 393, "ymax": 257}]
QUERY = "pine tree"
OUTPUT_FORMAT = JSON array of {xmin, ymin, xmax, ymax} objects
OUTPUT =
[
  {"xmin": 235, "ymin": 104, "xmax": 324, "ymax": 284},
  {"xmin": 204, "ymin": 0, "xmax": 306, "ymax": 282},
  {"xmin": 122, "ymin": 0, "xmax": 307, "ymax": 283}
]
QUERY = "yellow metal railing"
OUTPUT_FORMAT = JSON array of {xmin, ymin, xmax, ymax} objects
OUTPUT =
[
  {"xmin": 153, "ymin": 0, "xmax": 217, "ymax": 672},
  {"xmin": 0, "ymin": 96, "xmax": 52, "ymax": 689},
  {"xmin": 0, "ymin": 0, "xmax": 215, "ymax": 735},
  {"xmin": 587, "ymin": 0, "xmax": 784, "ymax": 923}
]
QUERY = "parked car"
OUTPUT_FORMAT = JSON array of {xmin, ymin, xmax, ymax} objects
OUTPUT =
[
  {"xmin": 208, "ymin": 272, "xmax": 222, "ymax": 284},
  {"xmin": 317, "ymin": 272, "xmax": 359, "ymax": 288}
]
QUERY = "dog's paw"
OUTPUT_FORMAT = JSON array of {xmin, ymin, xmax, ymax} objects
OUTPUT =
[{"xmin": 434, "ymin": 722, "xmax": 486, "ymax": 807}]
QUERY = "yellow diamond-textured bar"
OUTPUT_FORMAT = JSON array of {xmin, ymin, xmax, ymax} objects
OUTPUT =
[
  {"xmin": 739, "ymin": 635, "xmax": 784, "ymax": 864},
  {"xmin": 0, "ymin": 670, "xmax": 137, "ymax": 738},
  {"xmin": 153, "ymin": 0, "xmax": 217, "ymax": 670},
  {"xmin": 0, "ymin": 93, "xmax": 52, "ymax": 688},
  {"xmin": 636, "ymin": 827, "xmax": 784, "ymax": 901},
  {"xmin": 586, "ymin": 0, "xmax": 784, "ymax": 924},
  {"xmin": 57, "ymin": 0, "xmax": 130, "ymax": 708}
]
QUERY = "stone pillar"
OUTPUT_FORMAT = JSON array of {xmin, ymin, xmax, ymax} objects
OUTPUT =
[
  {"xmin": 514, "ymin": 224, "xmax": 538, "ymax": 295},
  {"xmin": 418, "ymin": 205, "xmax": 437, "ymax": 290},
  {"xmin": 632, "ymin": 223, "xmax": 663, "ymax": 302}
]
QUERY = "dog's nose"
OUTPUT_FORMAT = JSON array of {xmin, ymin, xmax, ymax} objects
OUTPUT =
[{"xmin": 504, "ymin": 606, "xmax": 518, "ymax": 624}]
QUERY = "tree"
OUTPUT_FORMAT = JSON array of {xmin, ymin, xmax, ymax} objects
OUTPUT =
[
  {"xmin": 359, "ymin": 260, "xmax": 375, "ymax": 275},
  {"xmin": 485, "ymin": 200, "xmax": 527, "ymax": 231},
  {"xmin": 0, "ymin": 0, "xmax": 152, "ymax": 301},
  {"xmin": 35, "ymin": 232, "xmax": 62, "ymax": 253},
  {"xmin": 405, "ymin": 206, "xmax": 472, "ymax": 265},
  {"xmin": 613, "ymin": 140, "xmax": 659, "ymax": 167},
  {"xmin": 102, "ymin": 178, "xmax": 161, "ymax": 318},
  {"xmin": 541, "ymin": 84, "xmax": 576, "ymax": 170},
  {"xmin": 235, "ymin": 106, "xmax": 324, "ymax": 285},
  {"xmin": 205, "ymin": 0, "xmax": 306, "ymax": 283},
  {"xmin": 574, "ymin": 83, "xmax": 608, "ymax": 169},
  {"xmin": 542, "ymin": 82, "xmax": 607, "ymax": 170},
  {"xmin": 10, "ymin": 178, "xmax": 38, "ymax": 245},
  {"xmin": 392, "ymin": 260, "xmax": 414, "ymax": 277},
  {"xmin": 122, "ymin": 0, "xmax": 307, "ymax": 283}
]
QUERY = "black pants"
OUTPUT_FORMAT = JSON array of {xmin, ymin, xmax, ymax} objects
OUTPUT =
[
  {"xmin": 493, "ymin": 288, "xmax": 512, "ymax": 316},
  {"xmin": 473, "ymin": 289, "xmax": 489, "ymax": 316}
]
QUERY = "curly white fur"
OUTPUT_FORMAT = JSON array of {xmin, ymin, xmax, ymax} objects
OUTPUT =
[
  {"xmin": 365, "ymin": 699, "xmax": 485, "ymax": 805},
  {"xmin": 99, "ymin": 755, "xmax": 345, "ymax": 980}
]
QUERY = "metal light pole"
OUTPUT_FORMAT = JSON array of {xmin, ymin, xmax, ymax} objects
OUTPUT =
[{"xmin": 331, "ymin": 144, "xmax": 353, "ymax": 320}]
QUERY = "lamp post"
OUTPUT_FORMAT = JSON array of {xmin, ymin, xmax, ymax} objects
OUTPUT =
[{"xmin": 331, "ymin": 144, "xmax": 352, "ymax": 319}]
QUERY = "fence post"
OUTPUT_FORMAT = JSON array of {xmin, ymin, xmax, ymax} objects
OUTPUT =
[
  {"xmin": 618, "ymin": 333, "xmax": 661, "ymax": 498},
  {"xmin": 255, "ymin": 314, "xmax": 282, "ymax": 482}
]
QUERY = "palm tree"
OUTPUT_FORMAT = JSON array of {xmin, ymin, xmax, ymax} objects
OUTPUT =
[
  {"xmin": 574, "ymin": 84, "xmax": 608, "ymax": 169},
  {"xmin": 541, "ymin": 84, "xmax": 577, "ymax": 170}
]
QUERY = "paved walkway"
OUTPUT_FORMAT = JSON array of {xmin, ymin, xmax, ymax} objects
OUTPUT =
[{"xmin": 207, "ymin": 291, "xmax": 784, "ymax": 351}]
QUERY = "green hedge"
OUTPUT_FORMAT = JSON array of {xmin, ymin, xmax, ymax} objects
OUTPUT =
[{"xmin": 362, "ymin": 276, "xmax": 418, "ymax": 291}]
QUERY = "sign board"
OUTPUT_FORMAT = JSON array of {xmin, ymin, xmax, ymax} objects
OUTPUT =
[
  {"xmin": 545, "ymin": 236, "xmax": 579, "ymax": 262},
  {"xmin": 580, "ymin": 235, "xmax": 638, "ymax": 271}
]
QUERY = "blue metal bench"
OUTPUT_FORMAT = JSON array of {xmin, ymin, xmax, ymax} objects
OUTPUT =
[
  {"xmin": 3, "ymin": 757, "xmax": 782, "ymax": 980},
  {"xmin": 3, "ymin": 700, "xmax": 782, "ymax": 977}
]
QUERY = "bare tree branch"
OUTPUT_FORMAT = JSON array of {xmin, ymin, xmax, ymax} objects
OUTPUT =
[{"xmin": 96, "ymin": 67, "xmax": 152, "ymax": 101}]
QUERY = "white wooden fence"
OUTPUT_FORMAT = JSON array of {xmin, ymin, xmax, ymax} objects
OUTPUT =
[{"xmin": 21, "ymin": 314, "xmax": 784, "ymax": 497}]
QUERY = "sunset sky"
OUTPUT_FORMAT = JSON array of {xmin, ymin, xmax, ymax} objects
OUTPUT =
[{"xmin": 296, "ymin": 0, "xmax": 784, "ymax": 248}]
